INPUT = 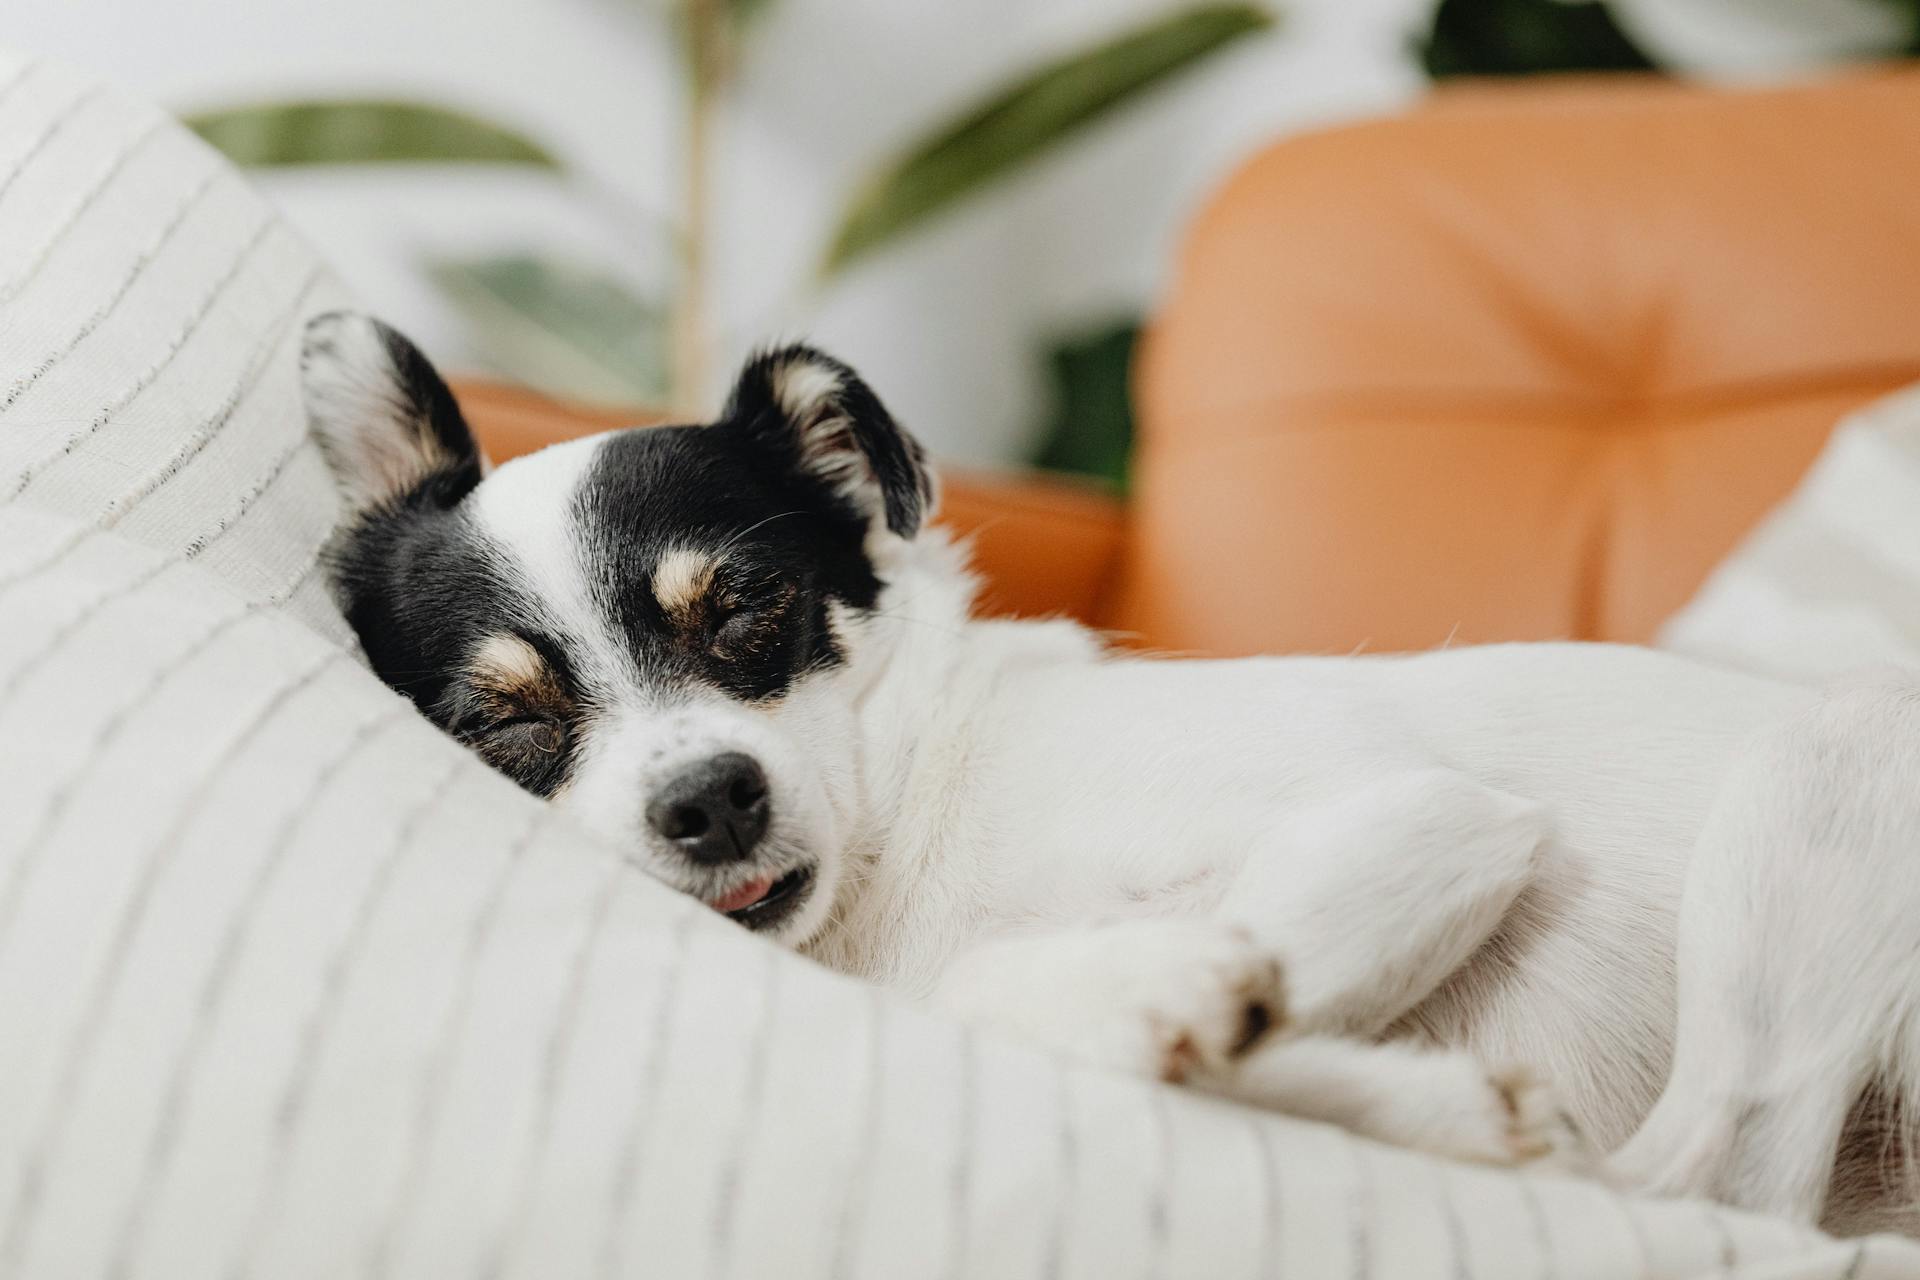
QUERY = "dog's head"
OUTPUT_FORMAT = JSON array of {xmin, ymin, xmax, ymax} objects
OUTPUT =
[{"xmin": 301, "ymin": 312, "xmax": 936, "ymax": 945}]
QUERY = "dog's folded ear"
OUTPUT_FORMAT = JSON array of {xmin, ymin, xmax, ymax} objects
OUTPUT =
[
  {"xmin": 723, "ymin": 345, "xmax": 936, "ymax": 540},
  {"xmin": 300, "ymin": 311, "xmax": 482, "ymax": 521}
]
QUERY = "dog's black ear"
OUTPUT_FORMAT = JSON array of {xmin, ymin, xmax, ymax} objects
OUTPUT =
[
  {"xmin": 301, "ymin": 311, "xmax": 482, "ymax": 521},
  {"xmin": 724, "ymin": 344, "xmax": 936, "ymax": 539}
]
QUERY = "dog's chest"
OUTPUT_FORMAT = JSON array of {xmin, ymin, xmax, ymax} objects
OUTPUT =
[
  {"xmin": 960, "ymin": 666, "xmax": 1420, "ymax": 903},
  {"xmin": 825, "ymin": 665, "xmax": 1421, "ymax": 989}
]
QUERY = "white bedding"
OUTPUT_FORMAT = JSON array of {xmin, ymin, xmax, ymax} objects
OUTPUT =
[
  {"xmin": 1663, "ymin": 384, "xmax": 1920, "ymax": 683},
  {"xmin": 2, "ymin": 47, "xmax": 1914, "ymax": 1279}
]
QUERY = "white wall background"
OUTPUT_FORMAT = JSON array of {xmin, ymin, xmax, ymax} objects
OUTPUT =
[{"xmin": 11, "ymin": 0, "xmax": 1904, "ymax": 464}]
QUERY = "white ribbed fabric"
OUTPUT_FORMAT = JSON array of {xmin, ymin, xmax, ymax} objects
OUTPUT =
[
  {"xmin": 1663, "ymin": 384, "xmax": 1920, "ymax": 682},
  {"xmin": 2, "ymin": 47, "xmax": 1915, "ymax": 1280}
]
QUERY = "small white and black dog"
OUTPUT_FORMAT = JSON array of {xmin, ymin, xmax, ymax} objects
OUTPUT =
[{"xmin": 304, "ymin": 310, "xmax": 1920, "ymax": 1235}]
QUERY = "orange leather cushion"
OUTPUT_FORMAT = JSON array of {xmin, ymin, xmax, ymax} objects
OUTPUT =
[
  {"xmin": 456, "ymin": 380, "xmax": 655, "ymax": 456},
  {"xmin": 1117, "ymin": 70, "xmax": 1920, "ymax": 656},
  {"xmin": 936, "ymin": 471, "xmax": 1126, "ymax": 623}
]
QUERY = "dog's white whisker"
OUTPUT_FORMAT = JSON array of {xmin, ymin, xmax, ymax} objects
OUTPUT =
[{"xmin": 714, "ymin": 509, "xmax": 806, "ymax": 558}]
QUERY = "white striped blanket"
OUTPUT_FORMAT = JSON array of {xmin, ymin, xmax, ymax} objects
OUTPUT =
[{"xmin": 1, "ymin": 47, "xmax": 1913, "ymax": 1279}]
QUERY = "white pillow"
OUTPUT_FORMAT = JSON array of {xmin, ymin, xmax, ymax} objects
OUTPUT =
[
  {"xmin": 1662, "ymin": 384, "xmax": 1920, "ymax": 681},
  {"xmin": 1, "ymin": 46, "xmax": 1911, "ymax": 1279}
]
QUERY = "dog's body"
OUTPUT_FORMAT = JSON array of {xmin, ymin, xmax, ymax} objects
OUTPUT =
[
  {"xmin": 303, "ymin": 312, "xmax": 1920, "ymax": 1236},
  {"xmin": 803, "ymin": 550, "xmax": 1799, "ymax": 1118}
]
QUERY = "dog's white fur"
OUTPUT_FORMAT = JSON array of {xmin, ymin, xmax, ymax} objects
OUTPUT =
[
  {"xmin": 306, "ymin": 316, "xmax": 1920, "ymax": 1234},
  {"xmin": 468, "ymin": 448, "xmax": 1920, "ymax": 1231},
  {"xmin": 784, "ymin": 532, "xmax": 1920, "ymax": 1234}
]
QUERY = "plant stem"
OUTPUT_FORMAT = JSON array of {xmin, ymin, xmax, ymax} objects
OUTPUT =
[{"xmin": 674, "ymin": 0, "xmax": 719, "ymax": 415}]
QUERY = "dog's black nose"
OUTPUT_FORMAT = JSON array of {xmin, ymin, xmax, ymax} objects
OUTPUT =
[{"xmin": 646, "ymin": 752, "xmax": 771, "ymax": 864}]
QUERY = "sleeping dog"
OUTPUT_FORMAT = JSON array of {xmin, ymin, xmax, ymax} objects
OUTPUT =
[{"xmin": 302, "ymin": 310, "xmax": 1920, "ymax": 1235}]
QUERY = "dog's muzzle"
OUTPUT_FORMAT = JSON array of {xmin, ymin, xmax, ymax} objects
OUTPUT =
[{"xmin": 646, "ymin": 751, "xmax": 816, "ymax": 932}]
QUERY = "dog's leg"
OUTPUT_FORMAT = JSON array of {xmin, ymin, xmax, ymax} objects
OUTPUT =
[
  {"xmin": 1192, "ymin": 1035, "xmax": 1591, "ymax": 1169},
  {"xmin": 1186, "ymin": 770, "xmax": 1585, "ymax": 1165},
  {"xmin": 1217, "ymin": 768, "xmax": 1547, "ymax": 1038},
  {"xmin": 931, "ymin": 918, "xmax": 1286, "ymax": 1082},
  {"xmin": 934, "ymin": 768, "xmax": 1547, "ymax": 1117},
  {"xmin": 1610, "ymin": 674, "xmax": 1920, "ymax": 1225}
]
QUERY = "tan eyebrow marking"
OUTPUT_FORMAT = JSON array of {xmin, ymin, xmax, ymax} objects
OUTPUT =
[
  {"xmin": 470, "ymin": 632, "xmax": 544, "ymax": 686},
  {"xmin": 653, "ymin": 546, "xmax": 718, "ymax": 628},
  {"xmin": 467, "ymin": 632, "xmax": 567, "ymax": 708}
]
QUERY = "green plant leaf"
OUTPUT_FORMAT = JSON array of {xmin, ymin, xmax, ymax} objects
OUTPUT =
[
  {"xmin": 821, "ymin": 3, "xmax": 1275, "ymax": 276},
  {"xmin": 1032, "ymin": 317, "xmax": 1141, "ymax": 491},
  {"xmin": 1417, "ymin": 0, "xmax": 1657, "ymax": 79},
  {"xmin": 184, "ymin": 100, "xmax": 561, "ymax": 168},
  {"xmin": 428, "ymin": 252, "xmax": 669, "ymax": 405},
  {"xmin": 1873, "ymin": 0, "xmax": 1920, "ymax": 53}
]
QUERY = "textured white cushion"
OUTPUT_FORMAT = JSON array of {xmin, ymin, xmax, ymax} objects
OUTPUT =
[
  {"xmin": 1663, "ymin": 384, "xmax": 1920, "ymax": 682},
  {"xmin": 2, "ymin": 47, "xmax": 1915, "ymax": 1279}
]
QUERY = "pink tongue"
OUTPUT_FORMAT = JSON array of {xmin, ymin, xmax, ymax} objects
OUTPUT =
[{"xmin": 711, "ymin": 876, "xmax": 774, "ymax": 914}]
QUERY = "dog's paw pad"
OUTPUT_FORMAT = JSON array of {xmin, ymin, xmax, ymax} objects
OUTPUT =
[
  {"xmin": 1122, "ymin": 923, "xmax": 1287, "ymax": 1082},
  {"xmin": 1231, "ymin": 995, "xmax": 1279, "ymax": 1057},
  {"xmin": 1474, "ymin": 1064, "xmax": 1596, "ymax": 1170},
  {"xmin": 931, "ymin": 920, "xmax": 1286, "ymax": 1084}
]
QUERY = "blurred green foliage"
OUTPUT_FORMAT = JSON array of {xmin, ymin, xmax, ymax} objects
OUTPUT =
[
  {"xmin": 185, "ymin": 101, "xmax": 559, "ymax": 168},
  {"xmin": 1417, "ymin": 0, "xmax": 1654, "ymax": 78},
  {"xmin": 427, "ymin": 253, "xmax": 670, "ymax": 405},
  {"xmin": 1881, "ymin": 0, "xmax": 1920, "ymax": 52},
  {"xmin": 1033, "ymin": 320, "xmax": 1141, "ymax": 492},
  {"xmin": 190, "ymin": 4, "xmax": 1273, "ymax": 414},
  {"xmin": 821, "ymin": 5, "xmax": 1274, "ymax": 275},
  {"xmin": 187, "ymin": 2, "xmax": 1920, "ymax": 482}
]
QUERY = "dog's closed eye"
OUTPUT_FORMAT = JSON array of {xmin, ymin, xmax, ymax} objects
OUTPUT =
[
  {"xmin": 710, "ymin": 573, "xmax": 797, "ymax": 659},
  {"xmin": 463, "ymin": 712, "xmax": 572, "ymax": 795},
  {"xmin": 479, "ymin": 715, "xmax": 566, "ymax": 754},
  {"xmin": 650, "ymin": 547, "xmax": 797, "ymax": 659},
  {"xmin": 449, "ymin": 636, "xmax": 576, "ymax": 793}
]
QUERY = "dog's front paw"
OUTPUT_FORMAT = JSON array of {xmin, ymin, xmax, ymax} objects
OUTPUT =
[
  {"xmin": 1109, "ymin": 920, "xmax": 1286, "ymax": 1082},
  {"xmin": 1416, "ymin": 1058, "xmax": 1595, "ymax": 1171},
  {"xmin": 934, "ymin": 920, "xmax": 1286, "ymax": 1082}
]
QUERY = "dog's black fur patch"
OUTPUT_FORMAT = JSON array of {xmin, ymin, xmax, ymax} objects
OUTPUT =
[{"xmin": 576, "ymin": 423, "xmax": 884, "ymax": 702}]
